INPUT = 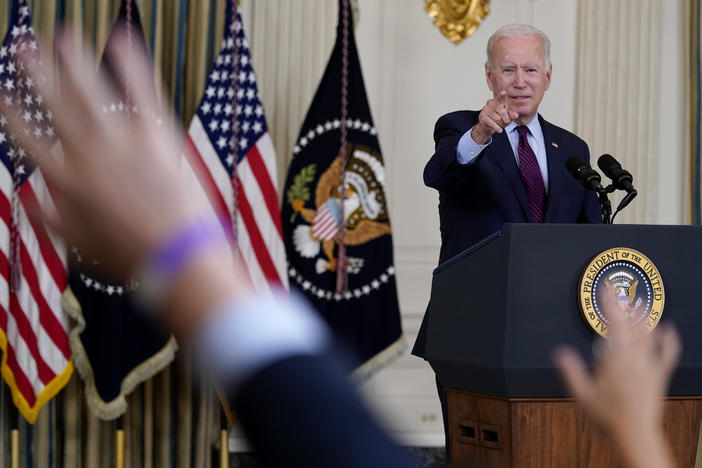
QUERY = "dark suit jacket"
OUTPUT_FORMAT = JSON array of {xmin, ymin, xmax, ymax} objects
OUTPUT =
[
  {"xmin": 413, "ymin": 110, "xmax": 602, "ymax": 358},
  {"xmin": 233, "ymin": 353, "xmax": 416, "ymax": 467}
]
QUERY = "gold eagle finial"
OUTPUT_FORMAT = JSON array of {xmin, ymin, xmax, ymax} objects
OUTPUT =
[{"xmin": 424, "ymin": 0, "xmax": 491, "ymax": 45}]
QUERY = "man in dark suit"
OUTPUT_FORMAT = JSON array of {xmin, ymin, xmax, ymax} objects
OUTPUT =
[
  {"xmin": 413, "ymin": 23, "xmax": 602, "ymax": 453},
  {"xmin": 425, "ymin": 109, "xmax": 602, "ymax": 264}
]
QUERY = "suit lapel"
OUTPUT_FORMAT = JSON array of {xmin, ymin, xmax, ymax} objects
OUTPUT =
[
  {"xmin": 487, "ymin": 130, "xmax": 531, "ymax": 221},
  {"xmin": 540, "ymin": 115, "xmax": 563, "ymax": 222}
]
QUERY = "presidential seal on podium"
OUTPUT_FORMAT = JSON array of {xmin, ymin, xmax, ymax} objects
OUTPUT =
[{"xmin": 578, "ymin": 247, "xmax": 665, "ymax": 338}]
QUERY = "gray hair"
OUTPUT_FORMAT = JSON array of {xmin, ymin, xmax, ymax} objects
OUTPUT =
[{"xmin": 486, "ymin": 24, "xmax": 551, "ymax": 69}]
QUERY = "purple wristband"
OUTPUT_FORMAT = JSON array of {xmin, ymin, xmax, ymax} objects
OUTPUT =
[
  {"xmin": 135, "ymin": 218, "xmax": 230, "ymax": 310},
  {"xmin": 150, "ymin": 219, "xmax": 228, "ymax": 275}
]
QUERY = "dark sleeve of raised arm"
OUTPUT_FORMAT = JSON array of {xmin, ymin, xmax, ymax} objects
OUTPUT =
[
  {"xmin": 233, "ymin": 352, "xmax": 415, "ymax": 468},
  {"xmin": 423, "ymin": 113, "xmax": 480, "ymax": 192}
]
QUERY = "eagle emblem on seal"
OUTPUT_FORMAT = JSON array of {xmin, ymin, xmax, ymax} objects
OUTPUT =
[
  {"xmin": 287, "ymin": 144, "xmax": 391, "ymax": 275},
  {"xmin": 606, "ymin": 273, "xmax": 643, "ymax": 319}
]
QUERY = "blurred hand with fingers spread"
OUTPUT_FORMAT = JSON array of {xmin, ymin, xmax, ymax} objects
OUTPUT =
[
  {"xmin": 5, "ymin": 29, "xmax": 249, "ymax": 338},
  {"xmin": 25, "ymin": 31, "xmax": 199, "ymax": 278},
  {"xmin": 554, "ymin": 290, "xmax": 680, "ymax": 468}
]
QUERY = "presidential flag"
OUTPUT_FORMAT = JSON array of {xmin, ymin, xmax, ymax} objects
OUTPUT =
[
  {"xmin": 185, "ymin": 0, "xmax": 287, "ymax": 293},
  {"xmin": 67, "ymin": 1, "xmax": 176, "ymax": 420},
  {"xmin": 281, "ymin": 0, "xmax": 404, "ymax": 378},
  {"xmin": 0, "ymin": 4, "xmax": 73, "ymax": 423}
]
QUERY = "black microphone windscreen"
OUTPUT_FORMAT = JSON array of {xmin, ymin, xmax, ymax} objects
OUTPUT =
[
  {"xmin": 597, "ymin": 154, "xmax": 619, "ymax": 174},
  {"xmin": 566, "ymin": 156, "xmax": 586, "ymax": 176}
]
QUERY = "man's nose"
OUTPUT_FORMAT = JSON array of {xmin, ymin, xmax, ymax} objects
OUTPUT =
[{"xmin": 513, "ymin": 70, "xmax": 527, "ymax": 87}]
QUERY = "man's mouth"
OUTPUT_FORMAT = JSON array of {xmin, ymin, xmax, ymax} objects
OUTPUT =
[{"xmin": 510, "ymin": 96, "xmax": 531, "ymax": 101}]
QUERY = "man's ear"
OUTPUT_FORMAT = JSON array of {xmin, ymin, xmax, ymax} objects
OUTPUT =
[
  {"xmin": 545, "ymin": 64, "xmax": 552, "ymax": 91},
  {"xmin": 485, "ymin": 63, "xmax": 494, "ymax": 92}
]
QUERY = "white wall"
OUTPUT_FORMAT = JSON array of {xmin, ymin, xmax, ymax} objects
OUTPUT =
[
  {"xmin": 658, "ymin": 0, "xmax": 686, "ymax": 224},
  {"xmin": 352, "ymin": 0, "xmax": 686, "ymax": 446}
]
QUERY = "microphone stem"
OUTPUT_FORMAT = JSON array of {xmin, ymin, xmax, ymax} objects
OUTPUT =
[
  {"xmin": 597, "ymin": 190, "xmax": 612, "ymax": 224},
  {"xmin": 611, "ymin": 189, "xmax": 638, "ymax": 223}
]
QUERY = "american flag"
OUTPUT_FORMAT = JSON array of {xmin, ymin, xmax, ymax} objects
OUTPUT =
[
  {"xmin": 0, "ymin": 5, "xmax": 71, "ymax": 423},
  {"xmin": 185, "ymin": 0, "xmax": 287, "ymax": 292}
]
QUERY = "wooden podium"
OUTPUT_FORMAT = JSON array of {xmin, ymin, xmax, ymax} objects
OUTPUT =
[
  {"xmin": 421, "ymin": 224, "xmax": 702, "ymax": 467},
  {"xmin": 446, "ymin": 391, "xmax": 702, "ymax": 467}
]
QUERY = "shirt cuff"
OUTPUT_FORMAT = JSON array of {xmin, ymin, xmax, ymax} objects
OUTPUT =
[
  {"xmin": 457, "ymin": 126, "xmax": 491, "ymax": 165},
  {"xmin": 194, "ymin": 288, "xmax": 330, "ymax": 394}
]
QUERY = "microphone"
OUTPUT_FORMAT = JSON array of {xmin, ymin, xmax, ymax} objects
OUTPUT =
[
  {"xmin": 597, "ymin": 154, "xmax": 638, "ymax": 218},
  {"xmin": 597, "ymin": 154, "xmax": 636, "ymax": 194},
  {"xmin": 566, "ymin": 157, "xmax": 604, "ymax": 192}
]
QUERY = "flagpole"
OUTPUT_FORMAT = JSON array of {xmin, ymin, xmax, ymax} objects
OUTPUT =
[
  {"xmin": 216, "ymin": 378, "xmax": 232, "ymax": 468},
  {"xmin": 3, "ymin": 5, "xmax": 24, "ymax": 462},
  {"xmin": 10, "ymin": 430, "xmax": 19, "ymax": 468},
  {"xmin": 215, "ymin": 381, "xmax": 235, "ymax": 468},
  {"xmin": 125, "ymin": 0, "xmax": 134, "ymax": 113},
  {"xmin": 219, "ymin": 408, "xmax": 229, "ymax": 468},
  {"xmin": 10, "ymin": 403, "xmax": 19, "ymax": 468},
  {"xmin": 229, "ymin": 0, "xmax": 242, "ymax": 249},
  {"xmin": 115, "ymin": 416, "xmax": 125, "ymax": 468},
  {"xmin": 336, "ymin": 0, "xmax": 351, "ymax": 293},
  {"xmin": 144, "ymin": 379, "xmax": 154, "ymax": 468}
]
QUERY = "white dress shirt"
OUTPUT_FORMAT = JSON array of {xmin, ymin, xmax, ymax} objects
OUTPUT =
[
  {"xmin": 456, "ymin": 114, "xmax": 549, "ymax": 192},
  {"xmin": 195, "ymin": 289, "xmax": 330, "ymax": 393}
]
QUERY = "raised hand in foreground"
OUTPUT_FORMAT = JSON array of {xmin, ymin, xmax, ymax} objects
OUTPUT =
[
  {"xmin": 5, "ymin": 29, "xmax": 249, "ymax": 337},
  {"xmin": 554, "ymin": 299, "xmax": 680, "ymax": 468}
]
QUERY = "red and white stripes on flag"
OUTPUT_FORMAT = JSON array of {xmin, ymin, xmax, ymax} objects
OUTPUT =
[
  {"xmin": 184, "ymin": 1, "xmax": 287, "ymax": 293},
  {"xmin": 312, "ymin": 199, "xmax": 343, "ymax": 241},
  {"xmin": 0, "ymin": 5, "xmax": 72, "ymax": 423}
]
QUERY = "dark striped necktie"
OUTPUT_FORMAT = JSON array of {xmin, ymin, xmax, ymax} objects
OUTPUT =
[{"xmin": 516, "ymin": 125, "xmax": 545, "ymax": 223}]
